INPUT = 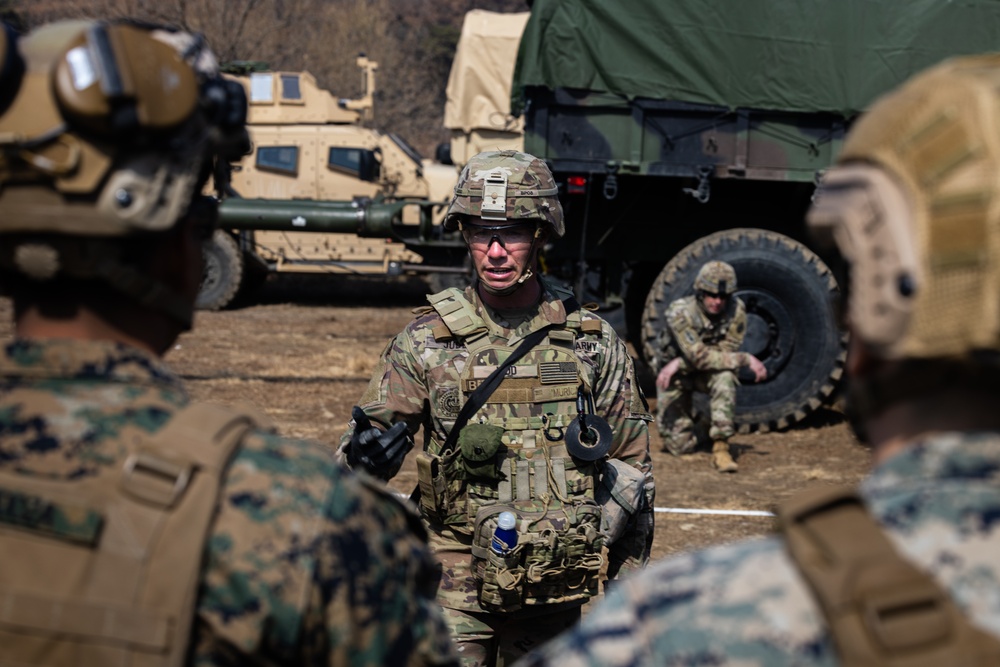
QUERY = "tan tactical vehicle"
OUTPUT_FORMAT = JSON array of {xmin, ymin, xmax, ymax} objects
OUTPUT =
[
  {"xmin": 198, "ymin": 58, "xmax": 459, "ymax": 310},
  {"xmin": 198, "ymin": 10, "xmax": 530, "ymax": 310}
]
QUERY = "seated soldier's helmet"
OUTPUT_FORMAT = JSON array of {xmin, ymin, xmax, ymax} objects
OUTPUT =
[
  {"xmin": 444, "ymin": 149, "xmax": 564, "ymax": 238},
  {"xmin": 0, "ymin": 20, "xmax": 248, "ymax": 326},
  {"xmin": 694, "ymin": 261, "xmax": 737, "ymax": 296},
  {"xmin": 808, "ymin": 54, "xmax": 1000, "ymax": 363}
]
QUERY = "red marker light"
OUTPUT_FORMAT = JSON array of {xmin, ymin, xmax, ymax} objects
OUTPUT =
[{"xmin": 566, "ymin": 175, "xmax": 587, "ymax": 195}]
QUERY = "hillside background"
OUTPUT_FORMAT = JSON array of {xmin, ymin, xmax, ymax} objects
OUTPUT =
[{"xmin": 4, "ymin": 0, "xmax": 528, "ymax": 156}]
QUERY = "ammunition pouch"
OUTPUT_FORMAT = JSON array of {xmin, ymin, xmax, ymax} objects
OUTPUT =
[
  {"xmin": 415, "ymin": 448, "xmax": 466, "ymax": 526},
  {"xmin": 596, "ymin": 459, "xmax": 646, "ymax": 544},
  {"xmin": 470, "ymin": 501, "xmax": 604, "ymax": 614}
]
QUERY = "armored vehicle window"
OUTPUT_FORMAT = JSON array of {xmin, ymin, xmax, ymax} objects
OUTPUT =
[
  {"xmin": 328, "ymin": 147, "xmax": 380, "ymax": 182},
  {"xmin": 257, "ymin": 146, "xmax": 298, "ymax": 175},
  {"xmin": 281, "ymin": 74, "xmax": 302, "ymax": 102},
  {"xmin": 250, "ymin": 73, "xmax": 274, "ymax": 103}
]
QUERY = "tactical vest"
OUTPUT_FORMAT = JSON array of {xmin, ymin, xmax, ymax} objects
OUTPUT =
[
  {"xmin": 780, "ymin": 485, "xmax": 1000, "ymax": 666},
  {"xmin": 0, "ymin": 402, "xmax": 267, "ymax": 666},
  {"xmin": 415, "ymin": 288, "xmax": 606, "ymax": 613},
  {"xmin": 660, "ymin": 296, "xmax": 743, "ymax": 363}
]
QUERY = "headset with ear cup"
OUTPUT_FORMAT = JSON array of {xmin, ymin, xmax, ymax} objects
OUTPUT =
[
  {"xmin": 52, "ymin": 22, "xmax": 199, "ymax": 139},
  {"xmin": 0, "ymin": 22, "xmax": 24, "ymax": 117}
]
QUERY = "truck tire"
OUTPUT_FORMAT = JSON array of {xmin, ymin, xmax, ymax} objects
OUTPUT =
[
  {"xmin": 641, "ymin": 229, "xmax": 846, "ymax": 432},
  {"xmin": 196, "ymin": 230, "xmax": 244, "ymax": 311}
]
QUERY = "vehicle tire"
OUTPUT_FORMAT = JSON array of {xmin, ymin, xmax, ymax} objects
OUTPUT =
[
  {"xmin": 641, "ymin": 228, "xmax": 846, "ymax": 432},
  {"xmin": 196, "ymin": 230, "xmax": 244, "ymax": 311}
]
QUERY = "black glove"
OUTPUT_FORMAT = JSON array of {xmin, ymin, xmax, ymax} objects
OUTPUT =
[{"xmin": 347, "ymin": 406, "xmax": 413, "ymax": 481}]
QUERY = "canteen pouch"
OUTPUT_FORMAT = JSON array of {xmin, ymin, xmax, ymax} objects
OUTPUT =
[
  {"xmin": 471, "ymin": 501, "xmax": 604, "ymax": 613},
  {"xmin": 458, "ymin": 423, "xmax": 506, "ymax": 480},
  {"xmin": 596, "ymin": 459, "xmax": 646, "ymax": 544}
]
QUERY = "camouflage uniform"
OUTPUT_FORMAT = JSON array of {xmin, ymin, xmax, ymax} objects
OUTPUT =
[
  {"xmin": 340, "ymin": 278, "xmax": 654, "ymax": 665},
  {"xmin": 517, "ymin": 431, "xmax": 1000, "ymax": 666},
  {"xmin": 0, "ymin": 337, "xmax": 458, "ymax": 666},
  {"xmin": 656, "ymin": 294, "xmax": 750, "ymax": 454}
]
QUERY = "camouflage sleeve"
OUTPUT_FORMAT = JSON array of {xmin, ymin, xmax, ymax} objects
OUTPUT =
[
  {"xmin": 196, "ymin": 431, "xmax": 458, "ymax": 666},
  {"xmin": 337, "ymin": 324, "xmax": 431, "ymax": 473},
  {"xmin": 667, "ymin": 303, "xmax": 749, "ymax": 372},
  {"xmin": 589, "ymin": 317, "xmax": 655, "ymax": 580},
  {"xmin": 514, "ymin": 537, "xmax": 833, "ymax": 667}
]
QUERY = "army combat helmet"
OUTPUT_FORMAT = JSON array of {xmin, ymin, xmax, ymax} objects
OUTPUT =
[
  {"xmin": 0, "ymin": 19, "xmax": 248, "ymax": 328},
  {"xmin": 694, "ymin": 261, "xmax": 737, "ymax": 296},
  {"xmin": 445, "ymin": 149, "xmax": 564, "ymax": 237},
  {"xmin": 807, "ymin": 54, "xmax": 1000, "ymax": 416},
  {"xmin": 445, "ymin": 149, "xmax": 564, "ymax": 295}
]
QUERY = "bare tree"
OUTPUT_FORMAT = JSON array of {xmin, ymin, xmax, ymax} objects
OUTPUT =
[{"xmin": 9, "ymin": 0, "xmax": 530, "ymax": 154}]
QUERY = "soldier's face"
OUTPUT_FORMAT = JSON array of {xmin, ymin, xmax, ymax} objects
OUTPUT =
[
  {"xmin": 701, "ymin": 293, "xmax": 727, "ymax": 315},
  {"xmin": 465, "ymin": 219, "xmax": 537, "ymax": 293}
]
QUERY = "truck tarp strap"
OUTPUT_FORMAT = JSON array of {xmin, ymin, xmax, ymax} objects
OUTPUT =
[{"xmin": 779, "ymin": 485, "xmax": 1000, "ymax": 666}]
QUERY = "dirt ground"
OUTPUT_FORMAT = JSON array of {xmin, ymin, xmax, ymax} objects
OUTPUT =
[{"xmin": 0, "ymin": 273, "xmax": 871, "ymax": 561}]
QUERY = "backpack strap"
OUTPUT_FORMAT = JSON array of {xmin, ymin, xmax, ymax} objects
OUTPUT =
[
  {"xmin": 125, "ymin": 402, "xmax": 266, "ymax": 666},
  {"xmin": 0, "ymin": 402, "xmax": 267, "ymax": 667},
  {"xmin": 779, "ymin": 485, "xmax": 1000, "ymax": 667}
]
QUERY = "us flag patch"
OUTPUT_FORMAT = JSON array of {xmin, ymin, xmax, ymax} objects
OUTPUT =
[{"xmin": 540, "ymin": 361, "xmax": 577, "ymax": 384}]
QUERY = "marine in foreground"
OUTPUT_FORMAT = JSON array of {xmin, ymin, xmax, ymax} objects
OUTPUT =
[{"xmin": 0, "ymin": 19, "xmax": 455, "ymax": 666}]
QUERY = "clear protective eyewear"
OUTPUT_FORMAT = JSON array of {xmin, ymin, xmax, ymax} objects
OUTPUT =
[{"xmin": 461, "ymin": 223, "xmax": 539, "ymax": 249}]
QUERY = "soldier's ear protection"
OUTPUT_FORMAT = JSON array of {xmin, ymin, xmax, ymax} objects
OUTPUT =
[
  {"xmin": 51, "ymin": 22, "xmax": 200, "ymax": 139},
  {"xmin": 807, "ymin": 164, "xmax": 920, "ymax": 356}
]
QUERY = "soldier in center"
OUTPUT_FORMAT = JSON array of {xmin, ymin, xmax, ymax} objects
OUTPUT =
[{"xmin": 338, "ymin": 150, "xmax": 655, "ymax": 666}]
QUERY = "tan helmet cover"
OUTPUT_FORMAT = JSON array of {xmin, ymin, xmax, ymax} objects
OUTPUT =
[
  {"xmin": 444, "ymin": 149, "xmax": 564, "ymax": 238},
  {"xmin": 808, "ymin": 54, "xmax": 1000, "ymax": 362},
  {"xmin": 694, "ymin": 260, "xmax": 737, "ymax": 295},
  {"xmin": 0, "ymin": 20, "xmax": 221, "ymax": 236}
]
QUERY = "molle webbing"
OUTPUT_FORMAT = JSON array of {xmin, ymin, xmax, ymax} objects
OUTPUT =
[
  {"xmin": 780, "ymin": 486, "xmax": 1000, "ymax": 667},
  {"xmin": 497, "ymin": 456, "xmax": 568, "ymax": 504},
  {"xmin": 0, "ymin": 403, "xmax": 266, "ymax": 667}
]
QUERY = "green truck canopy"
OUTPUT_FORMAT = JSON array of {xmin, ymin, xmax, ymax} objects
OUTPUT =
[{"xmin": 512, "ymin": 0, "xmax": 1000, "ymax": 117}]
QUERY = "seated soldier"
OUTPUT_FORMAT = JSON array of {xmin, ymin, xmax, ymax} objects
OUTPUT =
[{"xmin": 655, "ymin": 260, "xmax": 767, "ymax": 472}]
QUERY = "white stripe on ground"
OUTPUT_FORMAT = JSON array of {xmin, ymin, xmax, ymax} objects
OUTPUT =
[{"xmin": 655, "ymin": 507, "xmax": 775, "ymax": 517}]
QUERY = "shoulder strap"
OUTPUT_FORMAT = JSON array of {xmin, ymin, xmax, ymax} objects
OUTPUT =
[
  {"xmin": 428, "ymin": 288, "xmax": 488, "ymax": 338},
  {"xmin": 0, "ymin": 402, "xmax": 266, "ymax": 667},
  {"xmin": 779, "ymin": 485, "xmax": 1000, "ymax": 667},
  {"xmin": 128, "ymin": 402, "xmax": 266, "ymax": 667}
]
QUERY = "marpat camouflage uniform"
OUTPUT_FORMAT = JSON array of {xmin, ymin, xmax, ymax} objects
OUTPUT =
[
  {"xmin": 0, "ymin": 338, "xmax": 457, "ymax": 667},
  {"xmin": 517, "ymin": 431, "xmax": 1000, "ymax": 666},
  {"xmin": 341, "ymin": 278, "xmax": 654, "ymax": 664},
  {"xmin": 656, "ymin": 294, "xmax": 750, "ymax": 454}
]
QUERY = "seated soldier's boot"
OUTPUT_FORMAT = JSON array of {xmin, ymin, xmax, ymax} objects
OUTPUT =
[{"xmin": 712, "ymin": 440, "xmax": 738, "ymax": 473}]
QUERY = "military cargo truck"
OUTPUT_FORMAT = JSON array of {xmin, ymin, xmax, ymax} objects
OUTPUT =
[
  {"xmin": 198, "ymin": 59, "xmax": 461, "ymax": 310},
  {"xmin": 511, "ymin": 0, "xmax": 1000, "ymax": 431}
]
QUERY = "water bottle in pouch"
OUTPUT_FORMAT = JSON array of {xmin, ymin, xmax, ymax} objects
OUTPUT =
[{"xmin": 491, "ymin": 511, "xmax": 518, "ymax": 555}]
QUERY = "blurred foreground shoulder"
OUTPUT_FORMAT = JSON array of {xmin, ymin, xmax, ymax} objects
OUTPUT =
[
  {"xmin": 517, "ymin": 536, "xmax": 834, "ymax": 667},
  {"xmin": 197, "ymin": 429, "xmax": 458, "ymax": 666}
]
